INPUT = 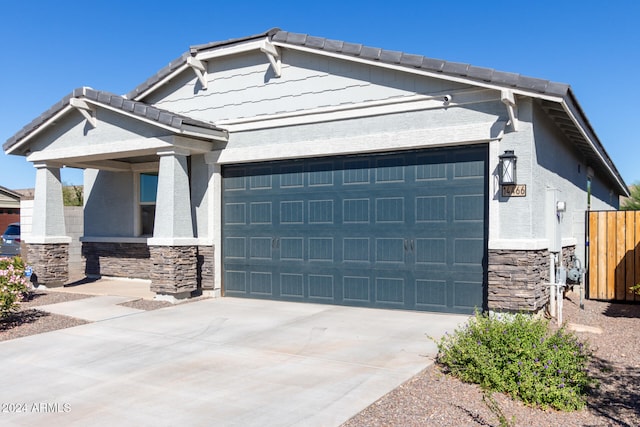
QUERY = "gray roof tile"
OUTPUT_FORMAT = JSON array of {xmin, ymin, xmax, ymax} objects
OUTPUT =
[
  {"xmin": 3, "ymin": 87, "xmax": 225, "ymax": 152},
  {"xmin": 517, "ymin": 76, "xmax": 550, "ymax": 93},
  {"xmin": 324, "ymin": 38, "xmax": 344, "ymax": 52},
  {"xmin": 399, "ymin": 53, "xmax": 424, "ymax": 68},
  {"xmin": 341, "ymin": 42, "xmax": 363, "ymax": 55},
  {"xmin": 491, "ymin": 71, "xmax": 521, "ymax": 87},
  {"xmin": 379, "ymin": 49, "xmax": 403, "ymax": 64},
  {"xmin": 442, "ymin": 61, "xmax": 470, "ymax": 76},
  {"xmin": 305, "ymin": 35, "xmax": 325, "ymax": 49},
  {"xmin": 467, "ymin": 65, "xmax": 494, "ymax": 82},
  {"xmin": 286, "ymin": 32, "xmax": 308, "ymax": 45},
  {"xmin": 360, "ymin": 46, "xmax": 382, "ymax": 60},
  {"xmin": 420, "ymin": 57, "xmax": 445, "ymax": 72},
  {"xmin": 545, "ymin": 81, "xmax": 571, "ymax": 96}
]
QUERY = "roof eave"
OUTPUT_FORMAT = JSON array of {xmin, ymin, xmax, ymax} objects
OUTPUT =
[
  {"xmin": 128, "ymin": 28, "xmax": 280, "ymax": 102},
  {"xmin": 561, "ymin": 89, "xmax": 629, "ymax": 196}
]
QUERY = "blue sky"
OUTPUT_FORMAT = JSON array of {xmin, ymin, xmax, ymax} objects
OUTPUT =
[{"xmin": 1, "ymin": 0, "xmax": 638, "ymax": 190}]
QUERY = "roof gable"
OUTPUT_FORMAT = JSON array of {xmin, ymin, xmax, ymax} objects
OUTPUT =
[
  {"xmin": 0, "ymin": 185, "xmax": 21, "ymax": 202},
  {"xmin": 4, "ymin": 87, "xmax": 227, "ymax": 156},
  {"xmin": 2, "ymin": 29, "xmax": 627, "ymax": 196}
]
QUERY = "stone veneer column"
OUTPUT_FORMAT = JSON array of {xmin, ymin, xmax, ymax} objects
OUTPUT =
[
  {"xmin": 148, "ymin": 149, "xmax": 198, "ymax": 298},
  {"xmin": 487, "ymin": 248, "xmax": 551, "ymax": 313},
  {"xmin": 26, "ymin": 163, "xmax": 71, "ymax": 287},
  {"xmin": 197, "ymin": 245, "xmax": 215, "ymax": 291}
]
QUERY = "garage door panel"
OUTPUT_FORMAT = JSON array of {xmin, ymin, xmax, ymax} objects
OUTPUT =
[
  {"xmin": 415, "ymin": 279, "xmax": 448, "ymax": 308},
  {"xmin": 222, "ymin": 146, "xmax": 487, "ymax": 313},
  {"xmin": 453, "ymin": 280, "xmax": 484, "ymax": 309},
  {"xmin": 343, "ymin": 276, "xmax": 371, "ymax": 302}
]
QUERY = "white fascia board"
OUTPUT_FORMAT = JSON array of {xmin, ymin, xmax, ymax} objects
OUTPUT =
[
  {"xmin": 273, "ymin": 42, "xmax": 567, "ymax": 104},
  {"xmin": 132, "ymin": 41, "xmax": 266, "ymax": 102},
  {"xmin": 147, "ymin": 237, "xmax": 200, "ymax": 246},
  {"xmin": 26, "ymin": 138, "xmax": 173, "ymax": 163},
  {"xmin": 194, "ymin": 40, "xmax": 265, "ymax": 62},
  {"xmin": 25, "ymin": 235, "xmax": 72, "ymax": 244},
  {"xmin": 560, "ymin": 99, "xmax": 627, "ymax": 194},
  {"xmin": 217, "ymin": 88, "xmax": 497, "ymax": 132},
  {"xmin": 130, "ymin": 63, "xmax": 191, "ymax": 101},
  {"xmin": 5, "ymin": 105, "xmax": 74, "ymax": 155},
  {"xmin": 81, "ymin": 99, "xmax": 227, "ymax": 142},
  {"xmin": 171, "ymin": 135, "xmax": 221, "ymax": 154},
  {"xmin": 489, "ymin": 238, "xmax": 578, "ymax": 250}
]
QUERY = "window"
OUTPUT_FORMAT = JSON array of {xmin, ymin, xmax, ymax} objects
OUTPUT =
[{"xmin": 139, "ymin": 173, "xmax": 158, "ymax": 236}]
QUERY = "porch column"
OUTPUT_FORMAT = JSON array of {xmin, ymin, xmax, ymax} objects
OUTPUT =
[
  {"xmin": 26, "ymin": 163, "xmax": 71, "ymax": 287},
  {"xmin": 148, "ymin": 148, "xmax": 198, "ymax": 299}
]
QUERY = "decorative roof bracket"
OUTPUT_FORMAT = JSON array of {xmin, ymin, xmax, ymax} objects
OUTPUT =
[
  {"xmin": 501, "ymin": 90, "xmax": 518, "ymax": 131},
  {"xmin": 260, "ymin": 38, "xmax": 282, "ymax": 77},
  {"xmin": 187, "ymin": 56, "xmax": 208, "ymax": 90},
  {"xmin": 69, "ymin": 98, "xmax": 97, "ymax": 128}
]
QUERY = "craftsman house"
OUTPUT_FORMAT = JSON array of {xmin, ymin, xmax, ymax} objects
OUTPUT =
[{"xmin": 3, "ymin": 29, "xmax": 627, "ymax": 313}]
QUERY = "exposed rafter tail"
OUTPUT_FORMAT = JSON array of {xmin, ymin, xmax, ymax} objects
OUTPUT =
[
  {"xmin": 187, "ymin": 56, "xmax": 208, "ymax": 90},
  {"xmin": 501, "ymin": 90, "xmax": 518, "ymax": 131},
  {"xmin": 260, "ymin": 38, "xmax": 282, "ymax": 77},
  {"xmin": 69, "ymin": 98, "xmax": 97, "ymax": 128}
]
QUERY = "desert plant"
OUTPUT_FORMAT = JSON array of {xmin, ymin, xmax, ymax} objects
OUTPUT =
[
  {"xmin": 0, "ymin": 256, "xmax": 32, "ymax": 318},
  {"xmin": 435, "ymin": 311, "xmax": 594, "ymax": 411}
]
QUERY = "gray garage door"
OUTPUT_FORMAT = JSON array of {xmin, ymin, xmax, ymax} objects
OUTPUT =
[{"xmin": 222, "ymin": 145, "xmax": 487, "ymax": 314}]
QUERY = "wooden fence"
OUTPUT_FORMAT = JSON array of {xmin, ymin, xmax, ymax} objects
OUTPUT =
[{"xmin": 588, "ymin": 210, "xmax": 640, "ymax": 301}]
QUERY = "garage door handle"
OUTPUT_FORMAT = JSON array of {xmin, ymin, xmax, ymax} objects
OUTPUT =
[{"xmin": 404, "ymin": 239, "xmax": 415, "ymax": 252}]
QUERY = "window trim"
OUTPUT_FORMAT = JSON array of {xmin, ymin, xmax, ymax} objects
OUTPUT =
[{"xmin": 133, "ymin": 166, "xmax": 159, "ymax": 237}]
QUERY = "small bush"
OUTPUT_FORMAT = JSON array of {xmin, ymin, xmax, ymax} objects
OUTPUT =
[
  {"xmin": 435, "ymin": 311, "xmax": 594, "ymax": 411},
  {"xmin": 0, "ymin": 256, "xmax": 32, "ymax": 318}
]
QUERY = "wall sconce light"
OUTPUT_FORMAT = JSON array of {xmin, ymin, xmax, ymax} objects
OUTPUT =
[{"xmin": 499, "ymin": 150, "xmax": 517, "ymax": 185}]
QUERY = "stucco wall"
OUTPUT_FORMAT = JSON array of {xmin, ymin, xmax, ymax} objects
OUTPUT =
[
  {"xmin": 147, "ymin": 50, "xmax": 473, "ymax": 123},
  {"xmin": 84, "ymin": 169, "xmax": 135, "ymax": 236},
  {"xmin": 28, "ymin": 108, "xmax": 173, "ymax": 156},
  {"xmin": 190, "ymin": 154, "xmax": 210, "ymax": 240},
  {"xmin": 530, "ymin": 101, "xmax": 617, "ymax": 265}
]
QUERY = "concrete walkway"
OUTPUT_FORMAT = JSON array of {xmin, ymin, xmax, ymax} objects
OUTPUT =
[
  {"xmin": 49, "ymin": 277, "xmax": 155, "ymax": 300},
  {"xmin": 0, "ymin": 296, "xmax": 467, "ymax": 427}
]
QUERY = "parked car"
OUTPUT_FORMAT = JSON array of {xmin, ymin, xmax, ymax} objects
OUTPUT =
[{"xmin": 0, "ymin": 223, "xmax": 21, "ymax": 257}]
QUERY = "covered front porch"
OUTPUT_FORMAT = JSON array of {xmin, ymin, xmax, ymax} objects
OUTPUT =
[{"xmin": 5, "ymin": 88, "xmax": 228, "ymax": 300}]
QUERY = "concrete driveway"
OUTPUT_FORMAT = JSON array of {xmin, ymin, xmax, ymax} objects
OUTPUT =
[{"xmin": 0, "ymin": 297, "xmax": 466, "ymax": 427}]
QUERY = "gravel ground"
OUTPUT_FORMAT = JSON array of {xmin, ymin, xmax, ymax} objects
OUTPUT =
[
  {"xmin": 343, "ymin": 290, "xmax": 640, "ymax": 427},
  {"xmin": 0, "ymin": 290, "xmax": 184, "ymax": 342},
  {"xmin": 2, "ymin": 289, "xmax": 638, "ymax": 426},
  {"xmin": 0, "ymin": 291, "xmax": 93, "ymax": 342}
]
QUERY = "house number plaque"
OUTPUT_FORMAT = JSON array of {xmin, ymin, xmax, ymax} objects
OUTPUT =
[{"xmin": 501, "ymin": 184, "xmax": 526, "ymax": 197}]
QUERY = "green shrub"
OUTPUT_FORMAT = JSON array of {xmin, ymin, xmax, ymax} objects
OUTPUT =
[
  {"xmin": 435, "ymin": 311, "xmax": 594, "ymax": 411},
  {"xmin": 0, "ymin": 256, "xmax": 32, "ymax": 318}
]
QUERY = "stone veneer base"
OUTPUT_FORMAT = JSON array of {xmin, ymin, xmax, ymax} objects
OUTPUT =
[
  {"xmin": 149, "ymin": 245, "xmax": 198, "ymax": 295},
  {"xmin": 82, "ymin": 242, "xmax": 151, "ymax": 279},
  {"xmin": 26, "ymin": 243, "xmax": 69, "ymax": 287},
  {"xmin": 487, "ymin": 246, "xmax": 576, "ymax": 313}
]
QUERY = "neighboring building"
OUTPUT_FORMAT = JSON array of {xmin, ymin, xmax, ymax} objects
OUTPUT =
[
  {"xmin": 0, "ymin": 185, "xmax": 21, "ymax": 233},
  {"xmin": 2, "ymin": 29, "xmax": 628, "ymax": 313}
]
